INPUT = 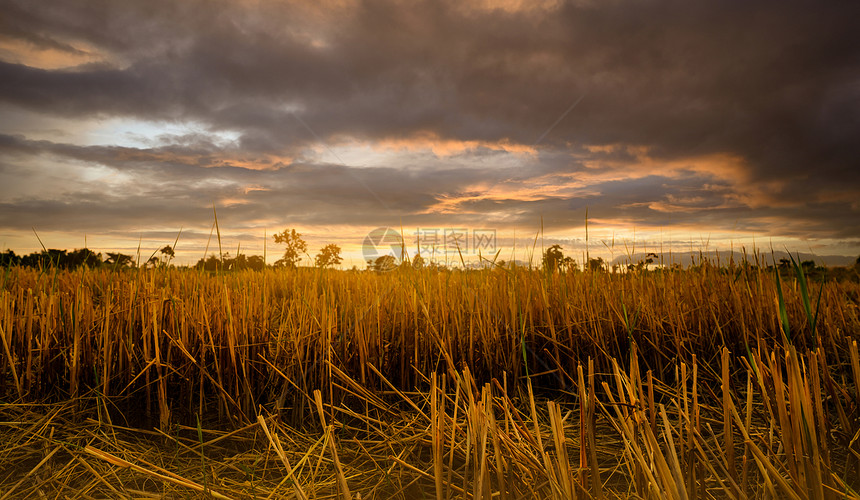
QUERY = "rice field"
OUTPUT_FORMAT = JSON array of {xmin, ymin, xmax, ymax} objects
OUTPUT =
[{"xmin": 1, "ymin": 261, "xmax": 859, "ymax": 498}]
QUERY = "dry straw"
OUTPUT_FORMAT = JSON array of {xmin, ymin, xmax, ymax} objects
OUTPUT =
[{"xmin": 0, "ymin": 260, "xmax": 858, "ymax": 498}]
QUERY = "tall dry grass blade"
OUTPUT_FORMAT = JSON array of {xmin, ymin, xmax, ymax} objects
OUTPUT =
[
  {"xmin": 601, "ymin": 373, "xmax": 669, "ymax": 500},
  {"xmin": 314, "ymin": 389, "xmax": 352, "ymax": 500},
  {"xmin": 0, "ymin": 323, "xmax": 22, "ymax": 400},
  {"xmin": 577, "ymin": 364, "xmax": 587, "ymax": 493},
  {"xmin": 487, "ymin": 384, "xmax": 507, "ymax": 500},
  {"xmin": 681, "ymin": 360, "xmax": 689, "ymax": 494},
  {"xmin": 659, "ymin": 406, "xmax": 689, "ymax": 500},
  {"xmin": 257, "ymin": 415, "xmax": 308, "ymax": 500},
  {"xmin": 728, "ymin": 400, "xmax": 803, "ymax": 500},
  {"xmin": 586, "ymin": 359, "xmax": 602, "ymax": 500},
  {"xmin": 548, "ymin": 400, "xmax": 574, "ymax": 499},
  {"xmin": 850, "ymin": 341, "xmax": 860, "ymax": 407},
  {"xmin": 431, "ymin": 372, "xmax": 445, "ymax": 500},
  {"xmin": 722, "ymin": 347, "xmax": 737, "ymax": 483},
  {"xmin": 742, "ymin": 369, "xmax": 753, "ymax": 496},
  {"xmin": 476, "ymin": 384, "xmax": 491, "ymax": 500},
  {"xmin": 770, "ymin": 349, "xmax": 799, "ymax": 484},
  {"xmin": 153, "ymin": 327, "xmax": 170, "ymax": 431},
  {"xmin": 691, "ymin": 356, "xmax": 700, "ymax": 500},
  {"xmin": 789, "ymin": 346, "xmax": 826, "ymax": 498},
  {"xmin": 810, "ymin": 350, "xmax": 834, "ymax": 499},
  {"xmin": 527, "ymin": 378, "xmax": 544, "ymax": 455},
  {"xmin": 213, "ymin": 204, "xmax": 223, "ymax": 272},
  {"xmin": 647, "ymin": 369, "xmax": 657, "ymax": 439},
  {"xmin": 785, "ymin": 348, "xmax": 808, "ymax": 494},
  {"xmin": 446, "ymin": 377, "xmax": 461, "ymax": 500}
]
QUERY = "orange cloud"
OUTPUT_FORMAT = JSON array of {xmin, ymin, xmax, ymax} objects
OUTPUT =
[
  {"xmin": 579, "ymin": 145, "xmax": 802, "ymax": 209},
  {"xmin": 110, "ymin": 148, "xmax": 291, "ymax": 171},
  {"xmin": 373, "ymin": 132, "xmax": 537, "ymax": 157},
  {"xmin": 0, "ymin": 38, "xmax": 114, "ymax": 70},
  {"xmin": 218, "ymin": 155, "xmax": 294, "ymax": 170},
  {"xmin": 219, "ymin": 197, "xmax": 251, "ymax": 207},
  {"xmin": 581, "ymin": 144, "xmax": 748, "ymax": 180},
  {"xmin": 421, "ymin": 145, "xmax": 791, "ymax": 217},
  {"xmin": 422, "ymin": 175, "xmax": 591, "ymax": 215},
  {"xmin": 218, "ymin": 185, "xmax": 271, "ymax": 207},
  {"xmin": 457, "ymin": 0, "xmax": 562, "ymax": 14}
]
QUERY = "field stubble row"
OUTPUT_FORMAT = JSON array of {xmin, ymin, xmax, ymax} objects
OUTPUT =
[{"xmin": 0, "ymin": 264, "xmax": 859, "ymax": 498}]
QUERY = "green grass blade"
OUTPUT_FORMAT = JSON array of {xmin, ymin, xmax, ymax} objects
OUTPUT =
[
  {"xmin": 774, "ymin": 264, "xmax": 791, "ymax": 345},
  {"xmin": 213, "ymin": 204, "xmax": 223, "ymax": 274},
  {"xmin": 812, "ymin": 270, "xmax": 825, "ymax": 344},
  {"xmin": 197, "ymin": 413, "xmax": 208, "ymax": 494},
  {"xmin": 788, "ymin": 252, "xmax": 816, "ymax": 346}
]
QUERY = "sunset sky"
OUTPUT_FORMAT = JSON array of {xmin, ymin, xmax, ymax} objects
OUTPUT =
[{"xmin": 1, "ymin": 0, "xmax": 859, "ymax": 267}]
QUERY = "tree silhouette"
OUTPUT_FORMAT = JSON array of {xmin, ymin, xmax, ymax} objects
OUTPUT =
[
  {"xmin": 244, "ymin": 255, "xmax": 266, "ymax": 270},
  {"xmin": 0, "ymin": 250, "xmax": 20, "ymax": 267},
  {"xmin": 105, "ymin": 252, "xmax": 134, "ymax": 268},
  {"xmin": 588, "ymin": 256, "xmax": 605, "ymax": 272},
  {"xmin": 67, "ymin": 248, "xmax": 102, "ymax": 268},
  {"xmin": 542, "ymin": 244, "xmax": 565, "ymax": 272},
  {"xmin": 368, "ymin": 255, "xmax": 396, "ymax": 272},
  {"xmin": 195, "ymin": 253, "xmax": 266, "ymax": 271},
  {"xmin": 273, "ymin": 229, "xmax": 308, "ymax": 268},
  {"xmin": 628, "ymin": 252, "xmax": 659, "ymax": 272},
  {"xmin": 195, "ymin": 254, "xmax": 221, "ymax": 271},
  {"xmin": 3, "ymin": 248, "xmax": 102, "ymax": 269},
  {"xmin": 314, "ymin": 244, "xmax": 342, "ymax": 268},
  {"xmin": 159, "ymin": 245, "xmax": 175, "ymax": 265},
  {"xmin": 542, "ymin": 245, "xmax": 575, "ymax": 272}
]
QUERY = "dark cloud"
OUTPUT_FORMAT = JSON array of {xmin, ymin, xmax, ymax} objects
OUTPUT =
[{"xmin": 0, "ymin": 0, "xmax": 858, "ymax": 255}]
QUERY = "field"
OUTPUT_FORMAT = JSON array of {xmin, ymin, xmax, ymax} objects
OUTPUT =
[{"xmin": 1, "ymin": 261, "xmax": 859, "ymax": 499}]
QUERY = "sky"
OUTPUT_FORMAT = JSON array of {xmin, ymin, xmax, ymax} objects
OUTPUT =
[{"xmin": 1, "ymin": 0, "xmax": 859, "ymax": 267}]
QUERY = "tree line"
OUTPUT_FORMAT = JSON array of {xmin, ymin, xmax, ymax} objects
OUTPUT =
[
  {"xmin": 0, "ymin": 229, "xmax": 344, "ymax": 271},
  {"xmin": 3, "ymin": 230, "xmax": 859, "ymax": 278},
  {"xmin": 538, "ymin": 244, "xmax": 860, "ymax": 282},
  {"xmin": 0, "ymin": 248, "xmax": 136, "ymax": 269}
]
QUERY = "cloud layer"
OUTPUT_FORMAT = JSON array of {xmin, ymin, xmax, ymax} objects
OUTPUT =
[{"xmin": 1, "ymin": 0, "xmax": 858, "ymax": 259}]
